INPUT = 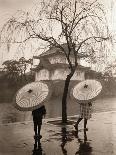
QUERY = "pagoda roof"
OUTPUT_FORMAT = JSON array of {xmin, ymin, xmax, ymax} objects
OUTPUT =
[{"xmin": 34, "ymin": 43, "xmax": 87, "ymax": 59}]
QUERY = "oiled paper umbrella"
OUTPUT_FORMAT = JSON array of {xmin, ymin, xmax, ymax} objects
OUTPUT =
[
  {"xmin": 71, "ymin": 80, "xmax": 102, "ymax": 103},
  {"xmin": 15, "ymin": 81, "xmax": 51, "ymax": 111}
]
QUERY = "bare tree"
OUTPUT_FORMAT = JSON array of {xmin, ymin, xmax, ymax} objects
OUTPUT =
[{"xmin": 0, "ymin": 0, "xmax": 112, "ymax": 123}]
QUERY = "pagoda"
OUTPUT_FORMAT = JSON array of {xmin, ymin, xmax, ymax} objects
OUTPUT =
[{"xmin": 32, "ymin": 43, "xmax": 90, "ymax": 96}]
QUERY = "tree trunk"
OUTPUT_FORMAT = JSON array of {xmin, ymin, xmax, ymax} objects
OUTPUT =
[{"xmin": 62, "ymin": 72, "xmax": 74, "ymax": 123}]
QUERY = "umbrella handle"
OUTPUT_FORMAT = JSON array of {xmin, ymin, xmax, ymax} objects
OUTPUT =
[
  {"xmin": 84, "ymin": 84, "xmax": 88, "ymax": 88},
  {"xmin": 27, "ymin": 89, "xmax": 33, "ymax": 93}
]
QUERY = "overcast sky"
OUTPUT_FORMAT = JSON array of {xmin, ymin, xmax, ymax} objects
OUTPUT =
[
  {"xmin": 0, "ymin": 0, "xmax": 35, "ymax": 29},
  {"xmin": 0, "ymin": 0, "xmax": 38, "ymax": 67},
  {"xmin": 0, "ymin": 0, "xmax": 116, "ymax": 71}
]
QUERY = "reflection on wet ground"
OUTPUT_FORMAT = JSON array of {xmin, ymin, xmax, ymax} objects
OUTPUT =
[
  {"xmin": 60, "ymin": 127, "xmax": 74, "ymax": 155},
  {"xmin": 32, "ymin": 138, "xmax": 45, "ymax": 155},
  {"xmin": 31, "ymin": 126, "xmax": 93, "ymax": 155},
  {"xmin": 1, "ymin": 111, "xmax": 116, "ymax": 154},
  {"xmin": 1, "ymin": 97, "xmax": 116, "ymax": 154},
  {"xmin": 75, "ymin": 131, "xmax": 92, "ymax": 155},
  {"xmin": 52, "ymin": 126, "xmax": 93, "ymax": 155},
  {"xmin": 1, "ymin": 97, "xmax": 116, "ymax": 124}
]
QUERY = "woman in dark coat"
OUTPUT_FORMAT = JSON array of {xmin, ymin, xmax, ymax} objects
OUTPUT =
[{"xmin": 32, "ymin": 105, "xmax": 46, "ymax": 139}]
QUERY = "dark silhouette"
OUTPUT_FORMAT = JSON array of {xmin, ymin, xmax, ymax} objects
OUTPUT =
[
  {"xmin": 32, "ymin": 138, "xmax": 46, "ymax": 155},
  {"xmin": 74, "ymin": 102, "xmax": 92, "ymax": 131},
  {"xmin": 60, "ymin": 126, "xmax": 92, "ymax": 155},
  {"xmin": 32, "ymin": 105, "xmax": 46, "ymax": 139},
  {"xmin": 75, "ymin": 130, "xmax": 92, "ymax": 155},
  {"xmin": 61, "ymin": 127, "xmax": 68, "ymax": 155},
  {"xmin": 60, "ymin": 127, "xmax": 74, "ymax": 155}
]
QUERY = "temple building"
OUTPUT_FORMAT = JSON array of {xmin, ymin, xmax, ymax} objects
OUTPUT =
[
  {"xmin": 32, "ymin": 44, "xmax": 90, "ymax": 96},
  {"xmin": 33, "ymin": 44, "xmax": 90, "ymax": 81}
]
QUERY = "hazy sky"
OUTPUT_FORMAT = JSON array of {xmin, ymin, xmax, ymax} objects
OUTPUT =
[
  {"xmin": 0, "ymin": 0, "xmax": 116, "ymax": 71},
  {"xmin": 0, "ymin": 0, "xmax": 35, "ymax": 29},
  {"xmin": 0, "ymin": 0, "xmax": 38, "ymax": 66}
]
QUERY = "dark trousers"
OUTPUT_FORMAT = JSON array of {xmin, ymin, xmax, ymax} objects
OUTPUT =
[
  {"xmin": 34, "ymin": 122, "xmax": 41, "ymax": 135},
  {"xmin": 75, "ymin": 118, "xmax": 88, "ymax": 129}
]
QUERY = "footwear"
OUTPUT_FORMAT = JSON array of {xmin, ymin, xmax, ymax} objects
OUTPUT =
[
  {"xmin": 37, "ymin": 135, "xmax": 42, "ymax": 139},
  {"xmin": 34, "ymin": 135, "xmax": 42, "ymax": 140},
  {"xmin": 74, "ymin": 125, "xmax": 78, "ymax": 131},
  {"xmin": 34, "ymin": 135, "xmax": 38, "ymax": 139}
]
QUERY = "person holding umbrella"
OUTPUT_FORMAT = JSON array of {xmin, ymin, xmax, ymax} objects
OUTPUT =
[
  {"xmin": 15, "ymin": 81, "xmax": 50, "ymax": 139},
  {"xmin": 71, "ymin": 80, "xmax": 102, "ymax": 131}
]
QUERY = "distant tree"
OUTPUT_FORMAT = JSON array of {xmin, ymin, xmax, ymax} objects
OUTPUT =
[
  {"xmin": 102, "ymin": 62, "xmax": 116, "ymax": 96},
  {"xmin": 3, "ymin": 60, "xmax": 20, "ymax": 85},
  {"xmin": 2, "ymin": 57, "xmax": 33, "ymax": 86},
  {"xmin": 103, "ymin": 61, "xmax": 116, "ymax": 79},
  {"xmin": 0, "ymin": 0, "xmax": 112, "ymax": 123}
]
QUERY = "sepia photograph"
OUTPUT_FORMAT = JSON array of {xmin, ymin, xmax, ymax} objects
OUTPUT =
[{"xmin": 0, "ymin": 0, "xmax": 116, "ymax": 154}]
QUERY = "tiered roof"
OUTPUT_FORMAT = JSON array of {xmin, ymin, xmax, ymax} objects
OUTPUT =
[
  {"xmin": 33, "ymin": 43, "xmax": 87, "ymax": 59},
  {"xmin": 32, "ymin": 43, "xmax": 89, "ymax": 71}
]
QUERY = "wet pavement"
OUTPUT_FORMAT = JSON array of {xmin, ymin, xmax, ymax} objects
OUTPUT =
[
  {"xmin": 0, "ymin": 111, "xmax": 116, "ymax": 155},
  {"xmin": 1, "ymin": 97, "xmax": 116, "ymax": 124}
]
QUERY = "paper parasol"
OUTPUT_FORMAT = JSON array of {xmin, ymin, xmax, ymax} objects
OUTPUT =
[
  {"xmin": 71, "ymin": 79, "xmax": 102, "ymax": 103},
  {"xmin": 15, "ymin": 81, "xmax": 51, "ymax": 111}
]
